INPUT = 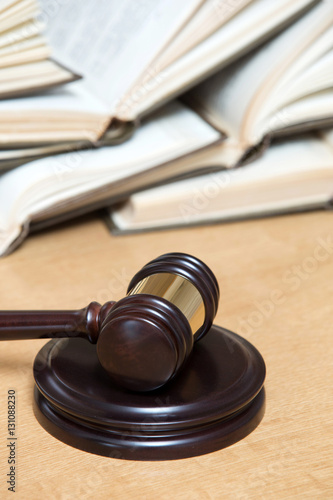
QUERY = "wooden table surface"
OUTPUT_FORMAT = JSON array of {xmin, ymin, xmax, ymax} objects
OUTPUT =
[{"xmin": 0, "ymin": 212, "xmax": 332, "ymax": 499}]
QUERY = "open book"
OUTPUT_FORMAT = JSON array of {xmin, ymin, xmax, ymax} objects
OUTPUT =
[
  {"xmin": 0, "ymin": 0, "xmax": 319, "ymax": 166},
  {"xmin": 108, "ymin": 129, "xmax": 333, "ymax": 233},
  {"xmin": 0, "ymin": 102, "xmax": 222, "ymax": 256},
  {"xmin": 0, "ymin": 0, "xmax": 77, "ymax": 98},
  {"xmin": 184, "ymin": 0, "xmax": 333, "ymax": 168}
]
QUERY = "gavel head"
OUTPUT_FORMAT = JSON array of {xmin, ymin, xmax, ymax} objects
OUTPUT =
[{"xmin": 97, "ymin": 252, "xmax": 219, "ymax": 392}]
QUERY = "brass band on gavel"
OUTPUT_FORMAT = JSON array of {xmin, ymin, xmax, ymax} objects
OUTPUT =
[{"xmin": 127, "ymin": 273, "xmax": 205, "ymax": 335}]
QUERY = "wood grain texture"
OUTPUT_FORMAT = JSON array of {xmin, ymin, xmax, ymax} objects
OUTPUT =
[{"xmin": 0, "ymin": 212, "xmax": 332, "ymax": 499}]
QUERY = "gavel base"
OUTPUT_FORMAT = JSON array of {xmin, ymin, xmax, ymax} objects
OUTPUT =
[{"xmin": 33, "ymin": 326, "xmax": 266, "ymax": 461}]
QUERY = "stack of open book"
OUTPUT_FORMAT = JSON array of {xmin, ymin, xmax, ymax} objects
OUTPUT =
[{"xmin": 0, "ymin": 0, "xmax": 332, "ymax": 255}]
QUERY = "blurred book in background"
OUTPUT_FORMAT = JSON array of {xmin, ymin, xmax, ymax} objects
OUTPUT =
[
  {"xmin": 107, "ymin": 130, "xmax": 333, "ymax": 233},
  {"xmin": 0, "ymin": 0, "xmax": 78, "ymax": 97},
  {"xmin": 0, "ymin": 102, "xmax": 221, "ymax": 255},
  {"xmin": 0, "ymin": 0, "xmax": 320, "ymax": 168},
  {"xmin": 0, "ymin": 0, "xmax": 332, "ymax": 255},
  {"xmin": 184, "ymin": 2, "xmax": 333, "ymax": 167}
]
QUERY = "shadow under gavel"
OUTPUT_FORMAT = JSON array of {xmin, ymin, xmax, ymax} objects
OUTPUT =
[{"xmin": 0, "ymin": 253, "xmax": 219, "ymax": 392}]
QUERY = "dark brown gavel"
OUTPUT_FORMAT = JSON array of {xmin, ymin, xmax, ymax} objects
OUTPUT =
[{"xmin": 0, "ymin": 253, "xmax": 219, "ymax": 391}]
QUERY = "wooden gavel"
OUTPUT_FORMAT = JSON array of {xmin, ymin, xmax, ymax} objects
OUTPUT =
[{"xmin": 0, "ymin": 253, "xmax": 219, "ymax": 391}]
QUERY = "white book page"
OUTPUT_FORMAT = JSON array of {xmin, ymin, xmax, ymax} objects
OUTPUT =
[
  {"xmin": 121, "ymin": 0, "xmax": 252, "ymax": 105},
  {"xmin": 0, "ymin": 0, "xmax": 39, "ymax": 32},
  {"xmin": 144, "ymin": 0, "xmax": 253, "ymax": 71},
  {"xmin": 0, "ymin": 0, "xmax": 23, "ymax": 14},
  {"xmin": 110, "ymin": 133, "xmax": 333, "ymax": 230},
  {"xmin": 0, "ymin": 58, "xmax": 67, "ymax": 82},
  {"xmin": 0, "ymin": 143, "xmax": 81, "ymax": 161},
  {"xmin": 185, "ymin": 1, "xmax": 333, "ymax": 145},
  {"xmin": 273, "ymin": 47, "xmax": 333, "ymax": 110},
  {"xmin": 0, "ymin": 20, "xmax": 42, "ymax": 48},
  {"xmin": 119, "ymin": 0, "xmax": 318, "ymax": 121},
  {"xmin": 262, "ymin": 90, "xmax": 333, "ymax": 135},
  {"xmin": 0, "ymin": 35, "xmax": 45, "ymax": 57},
  {"xmin": 0, "ymin": 65, "xmax": 77, "ymax": 103},
  {"xmin": 252, "ymin": 23, "xmax": 333, "ymax": 136},
  {"xmin": 253, "ymin": 56, "xmax": 333, "ymax": 138},
  {"xmin": 0, "ymin": 80, "xmax": 109, "ymax": 144},
  {"xmin": 42, "ymin": 0, "xmax": 202, "ymax": 114},
  {"xmin": 0, "ymin": 0, "xmax": 37, "ymax": 20},
  {"xmin": 0, "ymin": 80, "xmax": 107, "ymax": 114},
  {"xmin": 0, "ymin": 0, "xmax": 37, "ymax": 18},
  {"xmin": 0, "ymin": 38, "xmax": 49, "ymax": 68},
  {"xmin": 0, "ymin": 101, "xmax": 220, "ymax": 254}
]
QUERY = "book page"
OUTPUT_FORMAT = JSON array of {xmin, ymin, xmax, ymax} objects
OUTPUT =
[
  {"xmin": 0, "ymin": 0, "xmax": 23, "ymax": 14},
  {"xmin": 184, "ymin": 1, "xmax": 332, "ymax": 145},
  {"xmin": 0, "ymin": 0, "xmax": 37, "ymax": 18},
  {"xmin": 0, "ymin": 37, "xmax": 49, "ymax": 68},
  {"xmin": 117, "ymin": 0, "xmax": 319, "ymax": 121},
  {"xmin": 0, "ymin": 35, "xmax": 45, "ymax": 57},
  {"xmin": 0, "ymin": 143, "xmax": 81, "ymax": 161},
  {"xmin": 266, "ymin": 90, "xmax": 333, "ymax": 135},
  {"xmin": 0, "ymin": 80, "xmax": 106, "ymax": 114},
  {"xmin": 0, "ymin": 0, "xmax": 74, "ymax": 97},
  {"xmin": 152, "ymin": 0, "xmax": 253, "ymax": 70},
  {"xmin": 251, "ymin": 24, "xmax": 333, "ymax": 137},
  {"xmin": 0, "ymin": 101, "xmax": 220, "ymax": 253},
  {"xmin": 0, "ymin": 20, "xmax": 42, "ymax": 48},
  {"xmin": 0, "ymin": 64, "xmax": 76, "ymax": 100},
  {"xmin": 0, "ymin": 0, "xmax": 39, "ymax": 32},
  {"xmin": 253, "ymin": 51, "xmax": 333, "ymax": 138},
  {"xmin": 110, "ymin": 133, "xmax": 333, "ymax": 231},
  {"xmin": 120, "ymin": 0, "xmax": 252, "ymax": 106},
  {"xmin": 272, "ymin": 47, "xmax": 333, "ymax": 110},
  {"xmin": 0, "ymin": 80, "xmax": 109, "ymax": 144},
  {"xmin": 42, "ymin": 0, "xmax": 202, "ymax": 114}
]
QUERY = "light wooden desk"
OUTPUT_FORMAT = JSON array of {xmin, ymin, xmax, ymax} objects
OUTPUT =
[{"xmin": 0, "ymin": 212, "xmax": 332, "ymax": 500}]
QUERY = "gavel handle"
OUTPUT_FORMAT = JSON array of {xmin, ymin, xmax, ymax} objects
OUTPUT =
[{"xmin": 0, "ymin": 301, "xmax": 115, "ymax": 343}]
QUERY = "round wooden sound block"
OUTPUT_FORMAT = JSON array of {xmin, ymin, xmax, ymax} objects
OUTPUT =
[{"xmin": 33, "ymin": 326, "xmax": 266, "ymax": 460}]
